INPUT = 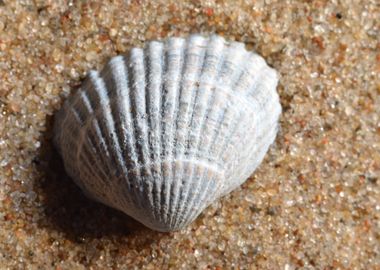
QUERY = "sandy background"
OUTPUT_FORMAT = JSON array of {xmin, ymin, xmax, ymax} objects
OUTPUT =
[{"xmin": 0, "ymin": 0, "xmax": 379, "ymax": 269}]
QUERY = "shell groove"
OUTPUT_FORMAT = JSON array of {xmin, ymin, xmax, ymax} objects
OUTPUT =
[{"xmin": 53, "ymin": 34, "xmax": 282, "ymax": 232}]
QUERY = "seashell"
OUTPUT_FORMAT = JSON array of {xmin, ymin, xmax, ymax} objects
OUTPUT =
[{"xmin": 53, "ymin": 34, "xmax": 282, "ymax": 232}]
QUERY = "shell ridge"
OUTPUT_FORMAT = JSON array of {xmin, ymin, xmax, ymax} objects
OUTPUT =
[
  {"xmin": 107, "ymin": 56, "xmax": 143, "ymax": 210},
  {"xmin": 129, "ymin": 49, "xmax": 151, "ymax": 167},
  {"xmin": 72, "ymin": 89, "xmax": 117, "ymax": 190},
  {"xmin": 168, "ymin": 35, "xmax": 209, "ymax": 226},
  {"xmin": 248, "ymin": 66, "xmax": 278, "ymax": 97},
  {"xmin": 174, "ymin": 162, "xmax": 206, "ymax": 228},
  {"xmin": 90, "ymin": 71, "xmax": 148, "ymax": 211},
  {"xmin": 230, "ymin": 53, "xmax": 266, "ymax": 102},
  {"xmin": 221, "ymin": 112, "xmax": 258, "ymax": 187},
  {"xmin": 54, "ymin": 85, "xmax": 85, "ymax": 152},
  {"xmin": 91, "ymin": 118, "xmax": 125, "ymax": 205},
  {"xmin": 201, "ymin": 89, "xmax": 250, "ymax": 164},
  {"xmin": 85, "ymin": 72, "xmax": 134, "ymax": 208},
  {"xmin": 75, "ymin": 91, "xmax": 113, "ymax": 186},
  {"xmin": 78, "ymin": 145, "xmax": 110, "ymax": 202},
  {"xmin": 165, "ymin": 38, "xmax": 190, "ymax": 225},
  {"xmin": 239, "ymin": 122, "xmax": 279, "ymax": 183},
  {"xmin": 175, "ymin": 36, "xmax": 229, "ymax": 226},
  {"xmin": 176, "ymin": 169, "xmax": 216, "ymax": 228},
  {"xmin": 61, "ymin": 105, "xmax": 82, "ymax": 160},
  {"xmin": 141, "ymin": 49, "xmax": 162, "ymax": 223},
  {"xmin": 111, "ymin": 56, "xmax": 139, "ymax": 169},
  {"xmin": 59, "ymin": 107, "xmax": 85, "ymax": 186},
  {"xmin": 86, "ymin": 73, "xmax": 123, "ymax": 165},
  {"xmin": 99, "ymin": 57, "xmax": 139, "ymax": 209},
  {"xmin": 173, "ymin": 36, "xmax": 226, "ymax": 226},
  {"xmin": 214, "ymin": 99, "xmax": 253, "ymax": 156},
  {"xmin": 173, "ymin": 35, "xmax": 207, "ymax": 157},
  {"xmin": 173, "ymin": 164, "xmax": 202, "ymax": 228},
  {"xmin": 71, "ymin": 103, "xmax": 109, "ymax": 188},
  {"xmin": 224, "ymin": 97, "xmax": 280, "ymax": 195},
  {"xmin": 100, "ymin": 57, "xmax": 132, "ymax": 168},
  {"xmin": 144, "ymin": 42, "xmax": 165, "ymax": 224},
  {"xmin": 167, "ymin": 162, "xmax": 180, "ymax": 226},
  {"xmin": 247, "ymin": 67, "xmax": 272, "ymax": 100},
  {"xmin": 222, "ymin": 70, "xmax": 279, "ymax": 176},
  {"xmin": 197, "ymin": 43, "xmax": 246, "ymax": 177},
  {"xmin": 200, "ymin": 48, "xmax": 252, "ymax": 196},
  {"xmin": 166, "ymin": 40, "xmax": 189, "ymax": 226},
  {"xmin": 159, "ymin": 38, "xmax": 186, "ymax": 224},
  {"xmin": 128, "ymin": 48, "xmax": 158, "ymax": 220},
  {"xmin": 224, "ymin": 127, "xmax": 278, "ymax": 196},
  {"xmin": 121, "ymin": 53, "xmax": 151, "ymax": 215},
  {"xmin": 80, "ymin": 73, "xmax": 113, "ymax": 162},
  {"xmin": 143, "ymin": 45, "xmax": 159, "ymax": 223},
  {"xmin": 211, "ymin": 53, "xmax": 277, "ymax": 173},
  {"xmin": 196, "ymin": 41, "xmax": 246, "ymax": 162},
  {"xmin": 235, "ymin": 104, "xmax": 281, "ymax": 181},
  {"xmin": 184, "ymin": 172, "xmax": 216, "ymax": 227},
  {"xmin": 55, "ymin": 92, "xmax": 82, "ymax": 155},
  {"xmin": 73, "ymin": 92, "xmax": 119, "ymax": 205},
  {"xmin": 79, "ymin": 135, "xmax": 109, "ymax": 189},
  {"xmin": 157, "ymin": 43, "xmax": 171, "ymax": 225},
  {"xmin": 249, "ymin": 68, "xmax": 278, "ymax": 111},
  {"xmin": 215, "ymin": 109, "xmax": 252, "ymax": 187},
  {"xmin": 100, "ymin": 60, "xmax": 132, "ymax": 175}
]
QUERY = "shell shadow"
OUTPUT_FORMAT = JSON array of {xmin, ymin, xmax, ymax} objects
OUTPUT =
[{"xmin": 36, "ymin": 114, "xmax": 165, "ymax": 246}]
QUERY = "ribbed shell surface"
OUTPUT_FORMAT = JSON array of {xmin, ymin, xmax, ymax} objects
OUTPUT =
[{"xmin": 53, "ymin": 34, "xmax": 282, "ymax": 232}]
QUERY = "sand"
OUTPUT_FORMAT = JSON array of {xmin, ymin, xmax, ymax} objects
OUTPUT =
[{"xmin": 0, "ymin": 0, "xmax": 379, "ymax": 269}]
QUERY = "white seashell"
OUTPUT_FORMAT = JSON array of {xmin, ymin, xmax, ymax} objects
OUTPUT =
[{"xmin": 53, "ymin": 34, "xmax": 281, "ymax": 232}]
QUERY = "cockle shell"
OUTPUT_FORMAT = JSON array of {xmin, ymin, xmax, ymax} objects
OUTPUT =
[{"xmin": 53, "ymin": 34, "xmax": 281, "ymax": 232}]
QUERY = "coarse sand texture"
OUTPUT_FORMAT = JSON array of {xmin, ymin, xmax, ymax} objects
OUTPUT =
[{"xmin": 0, "ymin": 1, "xmax": 379, "ymax": 269}]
